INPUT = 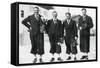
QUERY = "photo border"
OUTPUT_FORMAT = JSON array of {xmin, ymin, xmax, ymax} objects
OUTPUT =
[{"xmin": 11, "ymin": 2, "xmax": 98, "ymax": 66}]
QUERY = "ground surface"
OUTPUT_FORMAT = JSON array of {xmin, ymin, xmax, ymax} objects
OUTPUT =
[{"xmin": 19, "ymin": 34, "xmax": 96, "ymax": 64}]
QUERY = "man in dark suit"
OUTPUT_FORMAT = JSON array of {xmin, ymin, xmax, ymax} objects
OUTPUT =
[
  {"xmin": 22, "ymin": 7, "xmax": 45, "ymax": 63},
  {"xmin": 46, "ymin": 11, "xmax": 63, "ymax": 62},
  {"xmin": 78, "ymin": 8, "xmax": 93, "ymax": 60},
  {"xmin": 63, "ymin": 12, "xmax": 78, "ymax": 60}
]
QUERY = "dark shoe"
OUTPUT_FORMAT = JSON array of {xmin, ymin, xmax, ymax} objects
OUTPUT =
[
  {"xmin": 67, "ymin": 56, "xmax": 71, "ymax": 60},
  {"xmin": 74, "ymin": 57, "xmax": 77, "ymax": 61},
  {"xmin": 58, "ymin": 57, "xmax": 63, "ymax": 62},
  {"xmin": 33, "ymin": 58, "xmax": 37, "ymax": 63},
  {"xmin": 40, "ymin": 58, "xmax": 43, "ymax": 63},
  {"xmin": 50, "ymin": 58, "xmax": 55, "ymax": 62},
  {"xmin": 81, "ymin": 56, "xmax": 88, "ymax": 60}
]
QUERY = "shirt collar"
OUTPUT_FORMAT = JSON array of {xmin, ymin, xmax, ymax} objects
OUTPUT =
[
  {"xmin": 67, "ymin": 18, "xmax": 71, "ymax": 22},
  {"xmin": 53, "ymin": 17, "xmax": 57, "ymax": 21},
  {"xmin": 82, "ymin": 15, "xmax": 87, "ymax": 18}
]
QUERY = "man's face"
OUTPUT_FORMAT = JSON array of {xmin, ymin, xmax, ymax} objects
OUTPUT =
[
  {"xmin": 52, "ymin": 12, "xmax": 57, "ymax": 18},
  {"xmin": 66, "ymin": 14, "xmax": 71, "ymax": 19},
  {"xmin": 33, "ymin": 8, "xmax": 39, "ymax": 14},
  {"xmin": 82, "ymin": 10, "xmax": 87, "ymax": 16}
]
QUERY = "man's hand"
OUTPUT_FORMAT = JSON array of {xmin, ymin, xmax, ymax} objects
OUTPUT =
[
  {"xmin": 79, "ymin": 27, "xmax": 82, "ymax": 30},
  {"xmin": 75, "ymin": 36, "xmax": 78, "ymax": 40},
  {"xmin": 28, "ymin": 27, "xmax": 32, "ymax": 32},
  {"xmin": 57, "ymin": 42, "xmax": 61, "ymax": 45}
]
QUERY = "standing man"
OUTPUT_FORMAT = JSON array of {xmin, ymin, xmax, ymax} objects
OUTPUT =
[
  {"xmin": 63, "ymin": 12, "xmax": 78, "ymax": 60},
  {"xmin": 78, "ymin": 8, "xmax": 93, "ymax": 59},
  {"xmin": 22, "ymin": 7, "xmax": 45, "ymax": 63},
  {"xmin": 46, "ymin": 11, "xmax": 63, "ymax": 62}
]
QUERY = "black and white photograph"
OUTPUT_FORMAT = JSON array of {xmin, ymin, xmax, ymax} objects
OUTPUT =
[{"xmin": 11, "ymin": 2, "xmax": 97, "ymax": 65}]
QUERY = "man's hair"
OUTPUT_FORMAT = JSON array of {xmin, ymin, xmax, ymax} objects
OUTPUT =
[
  {"xmin": 81, "ymin": 8, "xmax": 87, "ymax": 11},
  {"xmin": 65, "ymin": 12, "xmax": 71, "ymax": 16},
  {"xmin": 33, "ymin": 6, "xmax": 39, "ymax": 10},
  {"xmin": 52, "ymin": 11, "xmax": 57, "ymax": 14}
]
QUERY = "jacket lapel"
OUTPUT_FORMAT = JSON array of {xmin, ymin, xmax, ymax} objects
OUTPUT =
[{"xmin": 65, "ymin": 19, "xmax": 72, "ymax": 26}]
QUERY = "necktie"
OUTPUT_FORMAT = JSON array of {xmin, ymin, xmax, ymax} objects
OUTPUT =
[
  {"xmin": 35, "ymin": 15, "xmax": 39, "ymax": 20},
  {"xmin": 54, "ymin": 19, "xmax": 57, "ymax": 24},
  {"xmin": 67, "ymin": 20, "xmax": 70, "ymax": 25}
]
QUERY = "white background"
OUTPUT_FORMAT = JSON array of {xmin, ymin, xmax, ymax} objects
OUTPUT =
[{"xmin": 0, "ymin": 0, "xmax": 99, "ymax": 68}]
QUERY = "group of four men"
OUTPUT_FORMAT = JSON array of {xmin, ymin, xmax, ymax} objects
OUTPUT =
[{"xmin": 22, "ymin": 7, "xmax": 93, "ymax": 63}]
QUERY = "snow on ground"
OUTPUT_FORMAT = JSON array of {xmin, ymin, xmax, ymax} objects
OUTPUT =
[{"xmin": 19, "ymin": 34, "xmax": 96, "ymax": 64}]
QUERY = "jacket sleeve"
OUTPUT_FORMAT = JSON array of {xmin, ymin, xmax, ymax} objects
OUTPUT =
[
  {"xmin": 62, "ymin": 21, "xmax": 65, "ymax": 37},
  {"xmin": 78, "ymin": 17, "xmax": 82, "ymax": 29},
  {"xmin": 74, "ymin": 21, "xmax": 78, "ymax": 37},
  {"xmin": 22, "ymin": 16, "xmax": 30, "ymax": 29},
  {"xmin": 45, "ymin": 20, "xmax": 50, "ymax": 34},
  {"xmin": 88, "ymin": 17, "xmax": 93, "ymax": 29},
  {"xmin": 59, "ymin": 21, "xmax": 63, "ymax": 38},
  {"xmin": 40, "ymin": 18, "xmax": 46, "ymax": 33}
]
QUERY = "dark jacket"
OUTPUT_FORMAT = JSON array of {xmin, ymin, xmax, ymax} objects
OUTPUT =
[
  {"xmin": 78, "ymin": 15, "xmax": 93, "ymax": 53},
  {"xmin": 46, "ymin": 19, "xmax": 63, "ymax": 54},
  {"xmin": 63, "ymin": 19, "xmax": 78, "ymax": 38},
  {"xmin": 46, "ymin": 19, "xmax": 63, "ymax": 37},
  {"xmin": 78, "ymin": 15, "xmax": 93, "ymax": 36},
  {"xmin": 63, "ymin": 19, "xmax": 78, "ymax": 54},
  {"xmin": 22, "ymin": 14, "xmax": 44, "ymax": 35}
]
